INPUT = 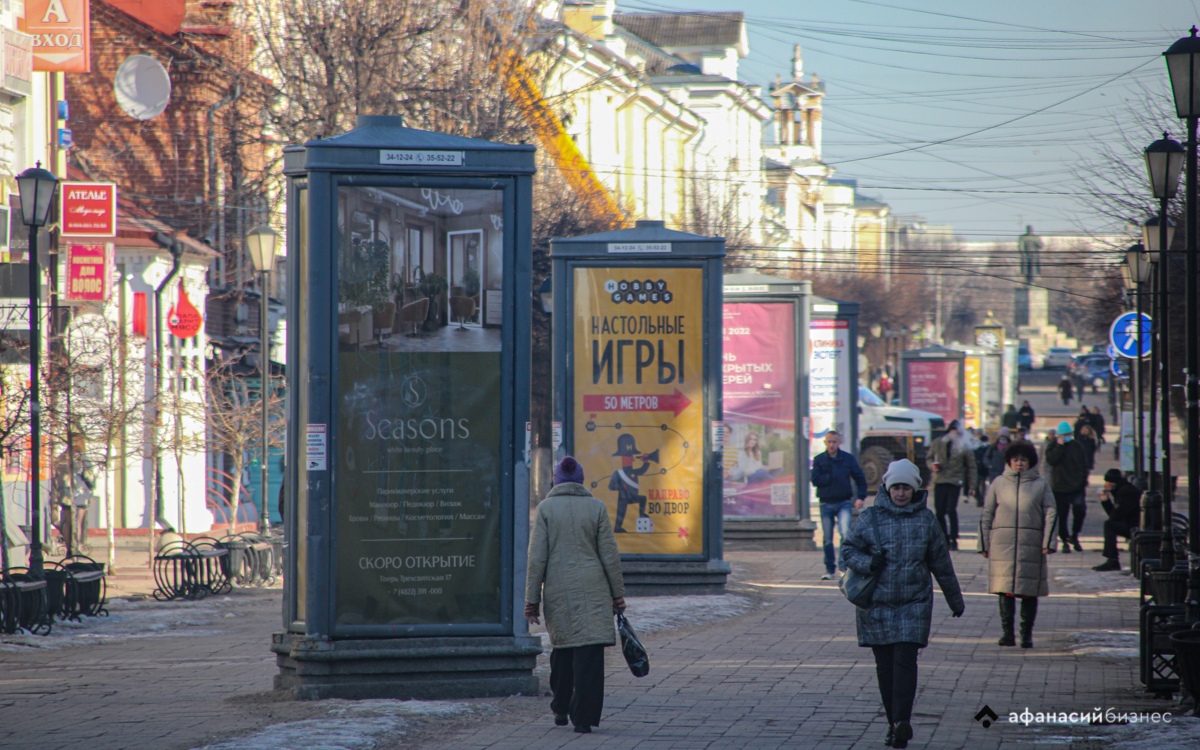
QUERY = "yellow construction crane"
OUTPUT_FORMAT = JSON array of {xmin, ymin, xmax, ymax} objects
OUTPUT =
[{"xmin": 498, "ymin": 47, "xmax": 624, "ymax": 227}]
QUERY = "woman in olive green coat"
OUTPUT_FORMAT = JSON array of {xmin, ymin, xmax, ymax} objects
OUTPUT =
[
  {"xmin": 979, "ymin": 441, "xmax": 1056, "ymax": 648},
  {"xmin": 525, "ymin": 456, "xmax": 626, "ymax": 734}
]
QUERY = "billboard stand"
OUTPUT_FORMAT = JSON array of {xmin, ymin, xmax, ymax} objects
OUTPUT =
[
  {"xmin": 276, "ymin": 115, "xmax": 540, "ymax": 699},
  {"xmin": 551, "ymin": 221, "xmax": 729, "ymax": 595},
  {"xmin": 721, "ymin": 272, "xmax": 815, "ymax": 551},
  {"xmin": 900, "ymin": 345, "xmax": 967, "ymax": 428}
]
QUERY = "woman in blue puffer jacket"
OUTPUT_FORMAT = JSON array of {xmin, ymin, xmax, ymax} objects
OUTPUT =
[{"xmin": 843, "ymin": 459, "xmax": 965, "ymax": 749}]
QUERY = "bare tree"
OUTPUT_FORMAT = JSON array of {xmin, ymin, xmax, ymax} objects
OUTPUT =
[
  {"xmin": 51, "ymin": 312, "xmax": 154, "ymax": 571},
  {"xmin": 0, "ymin": 323, "xmax": 32, "ymax": 575},
  {"xmin": 205, "ymin": 356, "xmax": 285, "ymax": 533}
]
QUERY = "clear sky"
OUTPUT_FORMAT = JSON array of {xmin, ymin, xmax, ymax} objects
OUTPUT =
[{"xmin": 617, "ymin": 0, "xmax": 1197, "ymax": 242}]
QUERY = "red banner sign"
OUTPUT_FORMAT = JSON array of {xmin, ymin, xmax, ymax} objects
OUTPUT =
[
  {"xmin": 61, "ymin": 182, "xmax": 117, "ymax": 237},
  {"xmin": 66, "ymin": 244, "xmax": 112, "ymax": 302},
  {"xmin": 22, "ymin": 0, "xmax": 91, "ymax": 73},
  {"xmin": 168, "ymin": 285, "xmax": 203, "ymax": 339}
]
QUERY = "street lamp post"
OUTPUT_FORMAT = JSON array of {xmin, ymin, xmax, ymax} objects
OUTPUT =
[
  {"xmin": 15, "ymin": 164, "xmax": 59, "ymax": 577},
  {"xmin": 246, "ymin": 225, "xmax": 279, "ymax": 536},
  {"xmin": 1145, "ymin": 132, "xmax": 1184, "ymax": 567},
  {"xmin": 1163, "ymin": 26, "xmax": 1200, "ymax": 620}
]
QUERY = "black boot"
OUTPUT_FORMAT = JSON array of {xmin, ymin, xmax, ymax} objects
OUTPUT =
[
  {"xmin": 884, "ymin": 723, "xmax": 894, "ymax": 746},
  {"xmin": 1019, "ymin": 597, "xmax": 1038, "ymax": 648},
  {"xmin": 997, "ymin": 595, "xmax": 1016, "ymax": 646}
]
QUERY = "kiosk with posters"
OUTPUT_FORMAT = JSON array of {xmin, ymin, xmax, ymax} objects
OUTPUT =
[
  {"xmin": 551, "ymin": 221, "xmax": 729, "ymax": 594},
  {"xmin": 275, "ymin": 116, "xmax": 540, "ymax": 699},
  {"xmin": 900, "ymin": 345, "xmax": 967, "ymax": 427},
  {"xmin": 721, "ymin": 271, "xmax": 814, "ymax": 550}
]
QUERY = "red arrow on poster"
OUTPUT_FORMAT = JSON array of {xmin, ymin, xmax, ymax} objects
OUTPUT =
[{"xmin": 582, "ymin": 388, "xmax": 692, "ymax": 417}]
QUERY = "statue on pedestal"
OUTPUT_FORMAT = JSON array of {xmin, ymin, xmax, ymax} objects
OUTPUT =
[{"xmin": 1018, "ymin": 225, "xmax": 1043, "ymax": 285}]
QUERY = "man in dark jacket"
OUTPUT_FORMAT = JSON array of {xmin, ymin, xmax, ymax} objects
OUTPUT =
[
  {"xmin": 1045, "ymin": 421, "xmax": 1089, "ymax": 552},
  {"xmin": 1002, "ymin": 405, "xmax": 1020, "ymax": 430},
  {"xmin": 1093, "ymin": 469, "xmax": 1142, "ymax": 571},
  {"xmin": 1018, "ymin": 401, "xmax": 1036, "ymax": 431},
  {"xmin": 811, "ymin": 430, "xmax": 867, "ymax": 579}
]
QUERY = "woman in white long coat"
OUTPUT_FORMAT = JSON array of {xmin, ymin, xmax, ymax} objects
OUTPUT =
[
  {"xmin": 525, "ymin": 456, "xmax": 625, "ymax": 734},
  {"xmin": 979, "ymin": 441, "xmax": 1056, "ymax": 648}
]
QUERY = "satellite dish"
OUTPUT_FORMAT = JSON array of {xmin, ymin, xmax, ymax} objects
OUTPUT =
[{"xmin": 114, "ymin": 55, "xmax": 171, "ymax": 121}]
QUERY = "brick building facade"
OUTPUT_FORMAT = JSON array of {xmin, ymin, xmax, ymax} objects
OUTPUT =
[{"xmin": 66, "ymin": 0, "xmax": 271, "ymax": 339}]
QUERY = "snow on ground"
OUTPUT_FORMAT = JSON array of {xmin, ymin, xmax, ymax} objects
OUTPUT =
[
  {"xmin": 1054, "ymin": 567, "xmax": 1140, "ymax": 595},
  {"xmin": 0, "ymin": 595, "xmax": 245, "ymax": 651},
  {"xmin": 622, "ymin": 593, "xmax": 756, "ymax": 634},
  {"xmin": 193, "ymin": 700, "xmax": 486, "ymax": 750},
  {"xmin": 1064, "ymin": 630, "xmax": 1139, "ymax": 659},
  {"xmin": 1101, "ymin": 715, "xmax": 1200, "ymax": 748}
]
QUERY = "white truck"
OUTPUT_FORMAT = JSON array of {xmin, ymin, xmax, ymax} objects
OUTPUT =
[{"xmin": 856, "ymin": 385, "xmax": 947, "ymax": 490}]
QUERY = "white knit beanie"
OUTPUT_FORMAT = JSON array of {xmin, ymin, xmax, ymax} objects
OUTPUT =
[{"xmin": 883, "ymin": 459, "xmax": 922, "ymax": 490}]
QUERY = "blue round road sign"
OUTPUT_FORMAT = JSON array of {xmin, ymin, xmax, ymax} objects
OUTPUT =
[
  {"xmin": 1110, "ymin": 358, "xmax": 1128, "ymax": 379},
  {"xmin": 1109, "ymin": 312, "xmax": 1151, "ymax": 358}
]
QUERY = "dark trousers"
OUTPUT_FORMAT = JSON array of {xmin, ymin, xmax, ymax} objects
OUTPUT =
[
  {"xmin": 550, "ymin": 645, "xmax": 605, "ymax": 729},
  {"xmin": 872, "ymin": 642, "xmax": 920, "ymax": 725},
  {"xmin": 933, "ymin": 484, "xmax": 961, "ymax": 541},
  {"xmin": 1102, "ymin": 519, "xmax": 1134, "ymax": 559},
  {"xmin": 1053, "ymin": 490, "xmax": 1086, "ymax": 542}
]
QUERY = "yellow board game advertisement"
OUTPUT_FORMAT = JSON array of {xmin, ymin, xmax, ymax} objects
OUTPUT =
[
  {"xmin": 964, "ymin": 356, "xmax": 982, "ymax": 429},
  {"xmin": 573, "ymin": 267, "xmax": 705, "ymax": 555}
]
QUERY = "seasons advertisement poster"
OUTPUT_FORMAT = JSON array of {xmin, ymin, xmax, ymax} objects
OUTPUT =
[
  {"xmin": 334, "ymin": 352, "xmax": 502, "ymax": 629},
  {"xmin": 573, "ymin": 267, "xmax": 705, "ymax": 556},
  {"xmin": 721, "ymin": 302, "xmax": 796, "ymax": 517}
]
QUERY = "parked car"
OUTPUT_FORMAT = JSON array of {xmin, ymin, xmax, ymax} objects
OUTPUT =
[
  {"xmin": 1043, "ymin": 347, "xmax": 1074, "ymax": 369},
  {"xmin": 1080, "ymin": 359, "xmax": 1111, "ymax": 391},
  {"xmin": 1069, "ymin": 353, "xmax": 1106, "ymax": 377},
  {"xmin": 1018, "ymin": 345, "xmax": 1033, "ymax": 370}
]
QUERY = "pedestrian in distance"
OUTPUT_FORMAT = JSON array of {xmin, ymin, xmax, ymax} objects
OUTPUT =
[
  {"xmin": 983, "ymin": 428, "xmax": 1012, "ymax": 494},
  {"xmin": 1077, "ymin": 424, "xmax": 1098, "ymax": 474},
  {"xmin": 52, "ymin": 432, "xmax": 97, "ymax": 555},
  {"xmin": 972, "ymin": 433, "xmax": 991, "ymax": 505},
  {"xmin": 843, "ymin": 459, "xmax": 965, "ymax": 749},
  {"xmin": 1074, "ymin": 406, "xmax": 1092, "ymax": 438},
  {"xmin": 1018, "ymin": 400, "xmax": 1036, "ymax": 431},
  {"xmin": 1093, "ymin": 469, "xmax": 1143, "ymax": 572},
  {"xmin": 1058, "ymin": 376, "xmax": 1074, "ymax": 406},
  {"xmin": 1002, "ymin": 404, "xmax": 1020, "ymax": 430},
  {"xmin": 1089, "ymin": 406, "xmax": 1107, "ymax": 444},
  {"xmin": 979, "ymin": 441, "xmax": 1056, "ymax": 648},
  {"xmin": 1045, "ymin": 421, "xmax": 1089, "ymax": 553},
  {"xmin": 928, "ymin": 420, "xmax": 977, "ymax": 550},
  {"xmin": 525, "ymin": 456, "xmax": 626, "ymax": 735}
]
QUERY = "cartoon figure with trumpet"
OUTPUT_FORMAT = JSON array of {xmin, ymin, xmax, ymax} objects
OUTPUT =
[{"xmin": 608, "ymin": 433, "xmax": 659, "ymax": 533}]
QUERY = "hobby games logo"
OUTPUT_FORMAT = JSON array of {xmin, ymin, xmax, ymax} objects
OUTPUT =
[{"xmin": 605, "ymin": 278, "xmax": 673, "ymax": 305}]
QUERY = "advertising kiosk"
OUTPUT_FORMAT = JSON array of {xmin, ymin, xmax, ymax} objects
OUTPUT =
[
  {"xmin": 276, "ymin": 115, "xmax": 540, "ymax": 699},
  {"xmin": 550, "ymin": 221, "xmax": 729, "ymax": 593},
  {"xmin": 721, "ymin": 272, "xmax": 814, "ymax": 550}
]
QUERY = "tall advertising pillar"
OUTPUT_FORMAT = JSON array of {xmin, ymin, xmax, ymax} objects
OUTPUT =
[
  {"xmin": 276, "ymin": 116, "xmax": 540, "ymax": 699},
  {"xmin": 551, "ymin": 221, "xmax": 729, "ymax": 594},
  {"xmin": 720, "ymin": 271, "xmax": 814, "ymax": 551}
]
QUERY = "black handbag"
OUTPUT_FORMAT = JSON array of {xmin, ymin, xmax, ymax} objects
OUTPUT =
[
  {"xmin": 839, "ymin": 508, "xmax": 881, "ymax": 609},
  {"xmin": 616, "ymin": 612, "xmax": 649, "ymax": 677}
]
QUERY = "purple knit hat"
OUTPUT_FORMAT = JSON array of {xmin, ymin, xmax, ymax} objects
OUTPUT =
[{"xmin": 553, "ymin": 456, "xmax": 584, "ymax": 485}]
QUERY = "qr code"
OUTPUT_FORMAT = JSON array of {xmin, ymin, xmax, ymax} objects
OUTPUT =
[{"xmin": 770, "ymin": 483, "xmax": 792, "ymax": 506}]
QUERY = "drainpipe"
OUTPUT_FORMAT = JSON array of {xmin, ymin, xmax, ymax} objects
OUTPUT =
[
  {"xmin": 660, "ymin": 106, "xmax": 684, "ymax": 219},
  {"xmin": 642, "ymin": 99, "xmax": 668, "ymax": 215},
  {"xmin": 152, "ymin": 233, "xmax": 184, "ymax": 532},
  {"xmin": 206, "ymin": 83, "xmax": 242, "ymax": 267}
]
